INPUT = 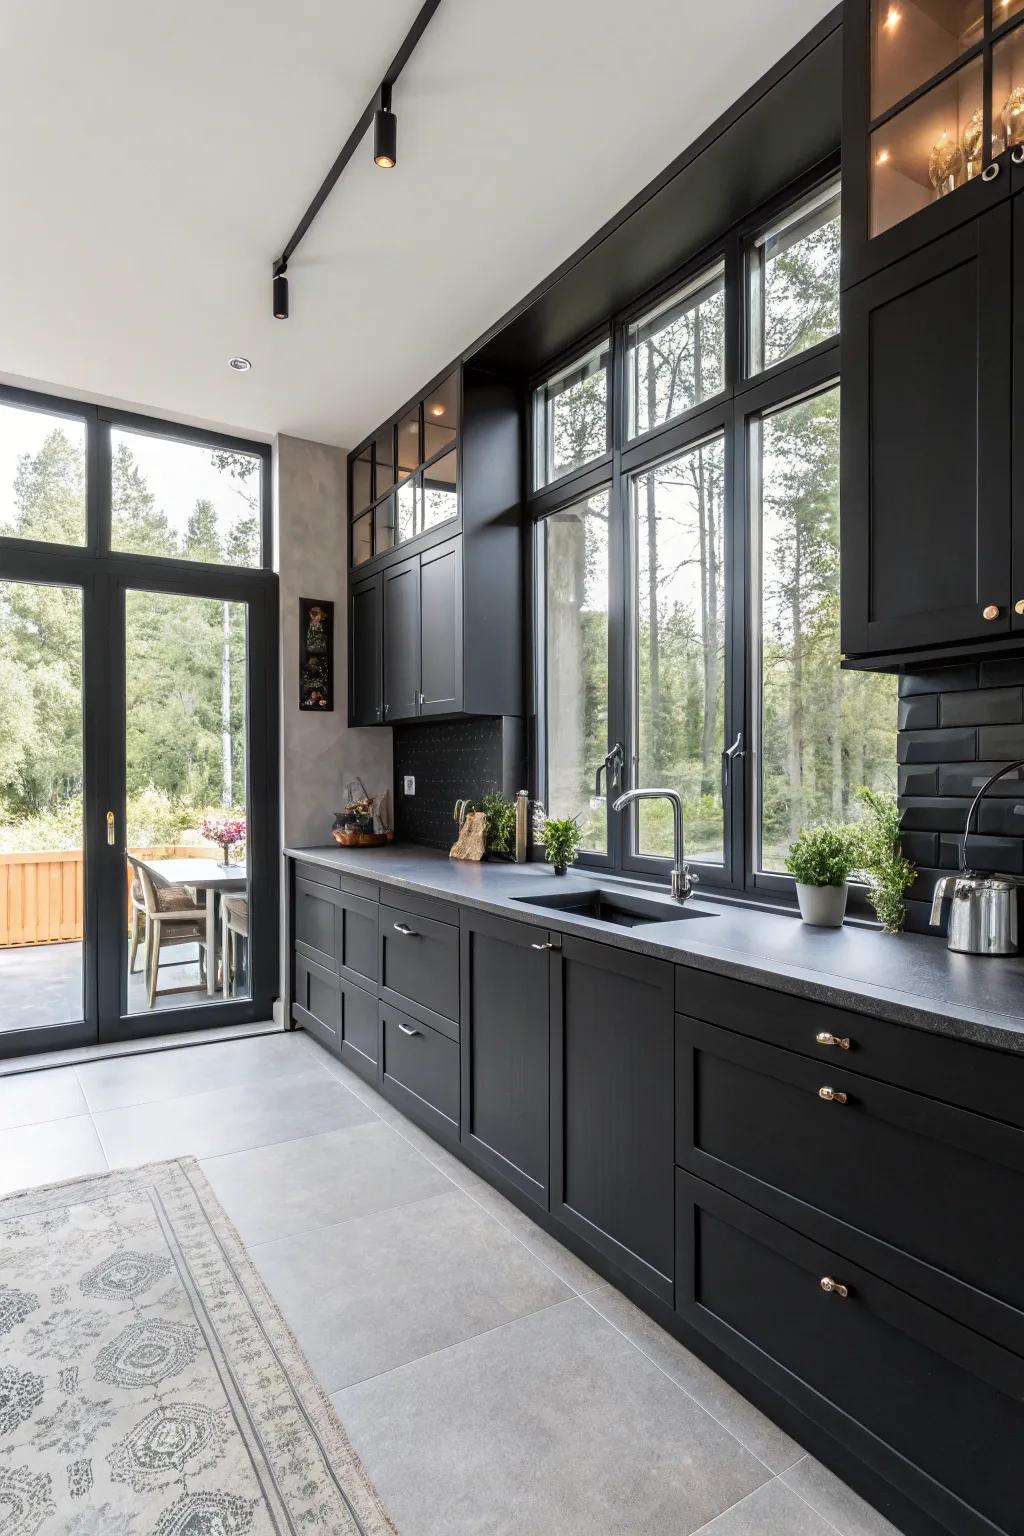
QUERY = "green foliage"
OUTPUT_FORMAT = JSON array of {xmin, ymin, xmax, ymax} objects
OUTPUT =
[
  {"xmin": 854, "ymin": 786, "xmax": 916, "ymax": 934},
  {"xmin": 481, "ymin": 789, "xmax": 516, "ymax": 859},
  {"xmin": 533, "ymin": 810, "xmax": 583, "ymax": 874},
  {"xmin": 784, "ymin": 823, "xmax": 859, "ymax": 888}
]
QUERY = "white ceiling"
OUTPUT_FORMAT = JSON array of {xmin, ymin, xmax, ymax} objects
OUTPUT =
[{"xmin": 2, "ymin": 0, "xmax": 833, "ymax": 450}]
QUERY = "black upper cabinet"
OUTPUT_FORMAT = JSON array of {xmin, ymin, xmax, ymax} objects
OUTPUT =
[
  {"xmin": 1014, "ymin": 190, "xmax": 1024, "ymax": 635},
  {"xmin": 460, "ymin": 910, "xmax": 551, "ymax": 1205},
  {"xmin": 350, "ymin": 574, "xmax": 382, "ymax": 726},
  {"xmin": 348, "ymin": 363, "xmax": 522, "ymax": 724},
  {"xmin": 550, "ymin": 936, "xmax": 675, "ymax": 1303},
  {"xmin": 382, "ymin": 555, "xmax": 421, "ymax": 722},
  {"xmin": 841, "ymin": 206, "xmax": 1014, "ymax": 656}
]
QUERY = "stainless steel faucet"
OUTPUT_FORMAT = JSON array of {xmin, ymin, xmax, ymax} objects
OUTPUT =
[{"xmin": 612, "ymin": 787, "xmax": 696, "ymax": 901}]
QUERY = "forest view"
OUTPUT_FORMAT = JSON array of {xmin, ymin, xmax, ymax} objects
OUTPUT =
[
  {"xmin": 0, "ymin": 413, "xmax": 256, "ymax": 855},
  {"xmin": 541, "ymin": 188, "xmax": 897, "ymax": 869}
]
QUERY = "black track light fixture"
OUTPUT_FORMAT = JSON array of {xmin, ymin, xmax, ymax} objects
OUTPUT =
[
  {"xmin": 373, "ymin": 84, "xmax": 397, "ymax": 169},
  {"xmin": 272, "ymin": 264, "xmax": 289, "ymax": 320}
]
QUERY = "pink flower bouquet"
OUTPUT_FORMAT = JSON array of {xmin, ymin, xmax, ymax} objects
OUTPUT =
[{"xmin": 201, "ymin": 815, "xmax": 246, "ymax": 867}]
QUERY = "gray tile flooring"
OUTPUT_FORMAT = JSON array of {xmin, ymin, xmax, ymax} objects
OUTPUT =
[
  {"xmin": 0, "ymin": 938, "xmax": 217, "ymax": 1036},
  {"xmin": 0, "ymin": 1029, "xmax": 902, "ymax": 1536}
]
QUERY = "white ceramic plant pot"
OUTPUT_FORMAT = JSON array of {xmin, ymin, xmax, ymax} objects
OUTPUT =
[{"xmin": 795, "ymin": 881, "xmax": 849, "ymax": 928}]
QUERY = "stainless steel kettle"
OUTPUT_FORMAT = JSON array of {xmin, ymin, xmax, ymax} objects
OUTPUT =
[{"xmin": 930, "ymin": 759, "xmax": 1024, "ymax": 956}]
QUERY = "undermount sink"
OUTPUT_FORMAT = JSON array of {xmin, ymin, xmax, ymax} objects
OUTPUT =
[{"xmin": 511, "ymin": 887, "xmax": 713, "ymax": 929}]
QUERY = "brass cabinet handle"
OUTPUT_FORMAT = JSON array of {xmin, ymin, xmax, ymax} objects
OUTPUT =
[
  {"xmin": 816, "ymin": 1031, "xmax": 851, "ymax": 1050},
  {"xmin": 1013, "ymin": 145, "xmax": 1024, "ymax": 165},
  {"xmin": 1015, "ymin": 600, "xmax": 1024, "ymax": 617},
  {"xmin": 818, "ymin": 1086, "xmax": 848, "ymax": 1104},
  {"xmin": 982, "ymin": 604, "xmax": 1002, "ymax": 621},
  {"xmin": 106, "ymin": 810, "xmax": 116, "ymax": 846},
  {"xmin": 982, "ymin": 162, "xmax": 1001, "ymax": 182},
  {"xmin": 820, "ymin": 1275, "xmax": 849, "ymax": 1298}
]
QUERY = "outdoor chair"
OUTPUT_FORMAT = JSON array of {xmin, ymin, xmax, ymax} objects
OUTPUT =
[
  {"xmin": 126, "ymin": 855, "xmax": 210, "ymax": 1009},
  {"xmin": 221, "ymin": 894, "xmax": 249, "ymax": 999}
]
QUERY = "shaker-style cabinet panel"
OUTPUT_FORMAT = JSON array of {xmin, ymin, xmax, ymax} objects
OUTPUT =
[
  {"xmin": 840, "ymin": 206, "xmax": 1013, "ymax": 658},
  {"xmin": 460, "ymin": 910, "xmax": 551, "ymax": 1205},
  {"xmin": 350, "ymin": 575, "xmax": 382, "ymax": 726},
  {"xmin": 420, "ymin": 539, "xmax": 463, "ymax": 716},
  {"xmin": 382, "ymin": 555, "xmax": 421, "ymax": 722},
  {"xmin": 550, "ymin": 936, "xmax": 674, "ymax": 1302}
]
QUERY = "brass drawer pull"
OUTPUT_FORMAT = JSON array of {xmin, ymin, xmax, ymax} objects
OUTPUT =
[
  {"xmin": 818, "ymin": 1086, "xmax": 847, "ymax": 1104},
  {"xmin": 816, "ymin": 1031, "xmax": 851, "ymax": 1050},
  {"xmin": 820, "ymin": 1276, "xmax": 849, "ymax": 1298}
]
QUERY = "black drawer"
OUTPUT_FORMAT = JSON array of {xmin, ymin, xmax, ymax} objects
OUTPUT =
[
  {"xmin": 677, "ymin": 1014, "xmax": 1024, "ymax": 1357},
  {"xmin": 677, "ymin": 1172, "xmax": 1024, "ymax": 1536},
  {"xmin": 381, "ymin": 1002, "xmax": 459, "ymax": 1141},
  {"xmin": 295, "ymin": 877, "xmax": 338, "ymax": 968},
  {"xmin": 381, "ymin": 886, "xmax": 457, "ymax": 927},
  {"xmin": 292, "ymin": 954, "xmax": 341, "ymax": 1053},
  {"xmin": 293, "ymin": 859, "xmax": 342, "ymax": 889},
  {"xmin": 379, "ymin": 905, "xmax": 459, "ymax": 1038},
  {"xmin": 675, "ymin": 965, "xmax": 1024, "ymax": 1131},
  {"xmin": 335, "ymin": 886, "xmax": 378, "ymax": 991}
]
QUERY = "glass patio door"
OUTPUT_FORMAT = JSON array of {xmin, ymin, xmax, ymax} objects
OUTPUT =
[{"xmin": 0, "ymin": 575, "xmax": 98, "ymax": 1057}]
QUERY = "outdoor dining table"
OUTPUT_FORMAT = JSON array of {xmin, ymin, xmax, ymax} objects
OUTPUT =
[{"xmin": 135, "ymin": 858, "xmax": 247, "ymax": 998}]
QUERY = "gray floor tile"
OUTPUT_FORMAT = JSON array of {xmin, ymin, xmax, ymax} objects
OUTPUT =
[
  {"xmin": 201, "ymin": 1120, "xmax": 451, "ymax": 1245},
  {"xmin": 693, "ymin": 1478, "xmax": 839, "ymax": 1535},
  {"xmin": 782, "ymin": 1457, "xmax": 902, "ymax": 1536},
  {"xmin": 0, "ymin": 1115, "xmax": 107, "ymax": 1197},
  {"xmin": 584, "ymin": 1283, "xmax": 803, "ymax": 1473},
  {"xmin": 0, "ymin": 1066, "xmax": 88, "ymax": 1131},
  {"xmin": 76, "ymin": 1031, "xmax": 328, "ymax": 1111},
  {"xmin": 334, "ymin": 1297, "xmax": 769, "ymax": 1536},
  {"xmin": 93, "ymin": 1070, "xmax": 373, "ymax": 1166},
  {"xmin": 253, "ymin": 1188, "xmax": 571, "ymax": 1392},
  {"xmin": 462, "ymin": 1178, "xmax": 604, "ymax": 1295}
]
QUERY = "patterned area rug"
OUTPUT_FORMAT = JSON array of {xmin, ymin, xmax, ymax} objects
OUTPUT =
[{"xmin": 0, "ymin": 1158, "xmax": 398, "ymax": 1535}]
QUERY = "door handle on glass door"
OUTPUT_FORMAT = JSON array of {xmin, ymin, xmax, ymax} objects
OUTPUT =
[{"xmin": 106, "ymin": 811, "xmax": 116, "ymax": 846}]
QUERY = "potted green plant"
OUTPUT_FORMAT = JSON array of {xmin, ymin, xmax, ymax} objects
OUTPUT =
[
  {"xmin": 855, "ymin": 786, "xmax": 916, "ymax": 934},
  {"xmin": 533, "ymin": 809, "xmax": 583, "ymax": 876},
  {"xmin": 785, "ymin": 823, "xmax": 859, "ymax": 927},
  {"xmin": 481, "ymin": 789, "xmax": 517, "ymax": 861}
]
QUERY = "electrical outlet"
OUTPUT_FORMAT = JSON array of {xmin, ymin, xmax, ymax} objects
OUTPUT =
[{"xmin": 403, "ymin": 775, "xmax": 416, "ymax": 796}]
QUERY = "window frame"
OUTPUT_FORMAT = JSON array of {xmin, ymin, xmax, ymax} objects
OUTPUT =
[
  {"xmin": 529, "ymin": 328, "xmax": 613, "ymax": 497},
  {"xmin": 529, "ymin": 157, "xmax": 886, "ymax": 909},
  {"xmin": 624, "ymin": 256, "xmax": 729, "ymax": 444}
]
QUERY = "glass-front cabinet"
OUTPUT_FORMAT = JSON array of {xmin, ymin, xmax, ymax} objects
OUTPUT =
[
  {"xmin": 348, "ymin": 370, "xmax": 460, "ymax": 568},
  {"xmin": 847, "ymin": 0, "xmax": 1024, "ymax": 279}
]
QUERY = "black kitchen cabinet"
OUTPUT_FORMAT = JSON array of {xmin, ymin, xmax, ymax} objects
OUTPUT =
[
  {"xmin": 419, "ymin": 539, "xmax": 463, "ymax": 715},
  {"xmin": 1014, "ymin": 189, "xmax": 1024, "ymax": 636},
  {"xmin": 550, "ymin": 935, "xmax": 674, "ymax": 1302},
  {"xmin": 382, "ymin": 555, "xmax": 421, "ymax": 722},
  {"xmin": 460, "ymin": 910, "xmax": 550, "ymax": 1205},
  {"xmin": 380, "ymin": 1000, "xmax": 460, "ymax": 1144},
  {"xmin": 349, "ymin": 574, "xmax": 382, "ymax": 726},
  {"xmin": 840, "ymin": 206, "xmax": 1014, "ymax": 658},
  {"xmin": 347, "ymin": 364, "xmax": 522, "ymax": 725}
]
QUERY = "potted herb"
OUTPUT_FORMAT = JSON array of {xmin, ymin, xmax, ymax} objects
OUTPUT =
[
  {"xmin": 481, "ymin": 789, "xmax": 517, "ymax": 861},
  {"xmin": 785, "ymin": 823, "xmax": 859, "ymax": 927},
  {"xmin": 533, "ymin": 809, "xmax": 583, "ymax": 876},
  {"xmin": 855, "ymin": 786, "xmax": 916, "ymax": 934}
]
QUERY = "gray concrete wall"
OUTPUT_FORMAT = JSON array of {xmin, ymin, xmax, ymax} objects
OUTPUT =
[{"xmin": 274, "ymin": 433, "xmax": 392, "ymax": 1013}]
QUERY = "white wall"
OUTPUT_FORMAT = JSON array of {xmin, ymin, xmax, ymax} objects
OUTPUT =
[{"xmin": 274, "ymin": 433, "xmax": 392, "ymax": 1013}]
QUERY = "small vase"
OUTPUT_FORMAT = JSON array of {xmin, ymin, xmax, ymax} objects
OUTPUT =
[
  {"xmin": 219, "ymin": 847, "xmax": 232, "ymax": 870},
  {"xmin": 795, "ymin": 881, "xmax": 848, "ymax": 928}
]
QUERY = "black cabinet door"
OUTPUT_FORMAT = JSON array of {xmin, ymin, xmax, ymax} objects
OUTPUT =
[
  {"xmin": 550, "ymin": 936, "xmax": 674, "ymax": 1302},
  {"xmin": 460, "ymin": 910, "xmax": 550, "ymax": 1205},
  {"xmin": 382, "ymin": 555, "xmax": 421, "ymax": 722},
  {"xmin": 419, "ymin": 537, "xmax": 463, "ymax": 716},
  {"xmin": 1014, "ymin": 192, "xmax": 1024, "ymax": 635},
  {"xmin": 350, "ymin": 575, "xmax": 382, "ymax": 726},
  {"xmin": 841, "ymin": 207, "xmax": 1013, "ymax": 656}
]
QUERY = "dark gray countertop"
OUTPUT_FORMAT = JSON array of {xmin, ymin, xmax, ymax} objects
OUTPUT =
[{"xmin": 285, "ymin": 844, "xmax": 1024, "ymax": 1054}]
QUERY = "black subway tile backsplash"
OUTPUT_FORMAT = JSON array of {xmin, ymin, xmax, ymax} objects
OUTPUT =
[
  {"xmin": 939, "ymin": 687, "xmax": 1023, "ymax": 727},
  {"xmin": 898, "ymin": 660, "xmax": 1024, "ymax": 900}
]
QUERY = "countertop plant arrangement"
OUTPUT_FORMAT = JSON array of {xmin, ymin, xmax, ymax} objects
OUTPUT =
[
  {"xmin": 855, "ymin": 786, "xmax": 916, "ymax": 934},
  {"xmin": 785, "ymin": 787, "xmax": 916, "ymax": 933},
  {"xmin": 533, "ymin": 808, "xmax": 584, "ymax": 876},
  {"xmin": 785, "ymin": 823, "xmax": 860, "ymax": 927}
]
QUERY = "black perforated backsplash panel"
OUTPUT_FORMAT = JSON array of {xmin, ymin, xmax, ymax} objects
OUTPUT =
[{"xmin": 394, "ymin": 717, "xmax": 526, "ymax": 850}]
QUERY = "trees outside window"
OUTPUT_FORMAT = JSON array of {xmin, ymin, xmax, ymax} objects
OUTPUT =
[{"xmin": 533, "ymin": 343, "xmax": 609, "ymax": 488}]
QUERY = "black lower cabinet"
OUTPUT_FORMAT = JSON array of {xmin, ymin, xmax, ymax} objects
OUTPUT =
[
  {"xmin": 550, "ymin": 936, "xmax": 674, "ymax": 1303},
  {"xmin": 380, "ymin": 1001, "xmax": 459, "ymax": 1144},
  {"xmin": 292, "ymin": 956, "xmax": 377, "ymax": 1086},
  {"xmin": 676, "ymin": 1172, "xmax": 1024, "ymax": 1536},
  {"xmin": 459, "ymin": 910, "xmax": 550, "ymax": 1205}
]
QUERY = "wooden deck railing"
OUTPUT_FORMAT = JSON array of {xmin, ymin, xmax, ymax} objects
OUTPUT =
[{"xmin": 0, "ymin": 846, "xmax": 214, "ymax": 947}]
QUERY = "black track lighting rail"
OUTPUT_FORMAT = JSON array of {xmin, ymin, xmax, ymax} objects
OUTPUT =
[{"xmin": 272, "ymin": 0, "xmax": 443, "ymax": 301}]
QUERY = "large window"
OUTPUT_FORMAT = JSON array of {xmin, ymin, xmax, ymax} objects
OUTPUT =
[
  {"xmin": 535, "ymin": 175, "xmax": 898, "ymax": 897},
  {"xmin": 533, "ymin": 341, "xmax": 610, "ymax": 488}
]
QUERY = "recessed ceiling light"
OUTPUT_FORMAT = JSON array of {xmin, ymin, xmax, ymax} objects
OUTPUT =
[{"xmin": 228, "ymin": 356, "xmax": 252, "ymax": 372}]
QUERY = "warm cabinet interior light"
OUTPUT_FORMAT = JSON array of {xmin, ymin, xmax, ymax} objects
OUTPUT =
[
  {"xmin": 876, "ymin": 148, "xmax": 891, "ymax": 164},
  {"xmin": 884, "ymin": 5, "xmax": 902, "ymax": 27},
  {"xmin": 374, "ymin": 83, "xmax": 397, "ymax": 168},
  {"xmin": 430, "ymin": 405, "xmax": 445, "ymax": 416}
]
